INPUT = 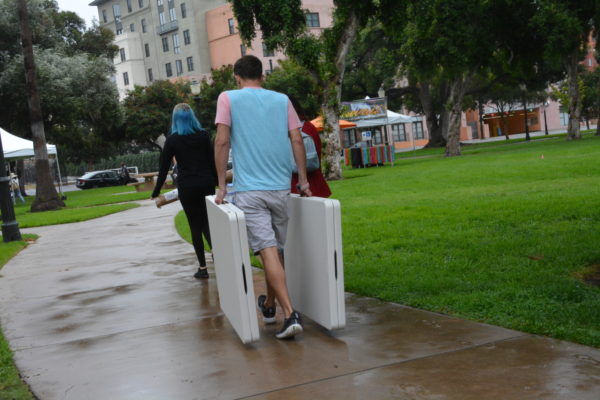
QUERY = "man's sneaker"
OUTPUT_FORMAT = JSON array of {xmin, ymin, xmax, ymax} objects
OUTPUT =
[
  {"xmin": 275, "ymin": 311, "xmax": 303, "ymax": 339},
  {"xmin": 257, "ymin": 295, "xmax": 276, "ymax": 324},
  {"xmin": 194, "ymin": 267, "xmax": 209, "ymax": 279}
]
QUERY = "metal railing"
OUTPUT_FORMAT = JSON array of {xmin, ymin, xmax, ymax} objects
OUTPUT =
[{"xmin": 156, "ymin": 20, "xmax": 178, "ymax": 35}]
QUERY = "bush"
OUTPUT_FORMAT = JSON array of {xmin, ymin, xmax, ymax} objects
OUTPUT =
[{"xmin": 64, "ymin": 152, "xmax": 161, "ymax": 176}]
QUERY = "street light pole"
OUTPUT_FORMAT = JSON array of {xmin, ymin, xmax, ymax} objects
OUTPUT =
[
  {"xmin": 520, "ymin": 83, "xmax": 530, "ymax": 141},
  {"xmin": 190, "ymin": 79, "xmax": 201, "ymax": 115},
  {"xmin": 543, "ymin": 102, "xmax": 549, "ymax": 135},
  {"xmin": 0, "ymin": 135, "xmax": 22, "ymax": 242}
]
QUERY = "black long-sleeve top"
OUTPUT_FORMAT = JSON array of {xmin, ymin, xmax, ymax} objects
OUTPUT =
[{"xmin": 152, "ymin": 129, "xmax": 217, "ymax": 198}]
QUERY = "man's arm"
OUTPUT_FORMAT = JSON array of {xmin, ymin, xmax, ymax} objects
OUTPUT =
[
  {"xmin": 289, "ymin": 128, "xmax": 312, "ymax": 197},
  {"xmin": 214, "ymin": 123, "xmax": 231, "ymax": 204}
]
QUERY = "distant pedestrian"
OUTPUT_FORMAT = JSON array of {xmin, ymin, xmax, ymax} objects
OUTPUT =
[
  {"xmin": 152, "ymin": 103, "xmax": 217, "ymax": 279},
  {"xmin": 120, "ymin": 163, "xmax": 133, "ymax": 184},
  {"xmin": 10, "ymin": 173, "xmax": 25, "ymax": 204}
]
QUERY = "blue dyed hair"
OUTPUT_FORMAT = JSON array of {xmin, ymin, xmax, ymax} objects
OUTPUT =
[{"xmin": 171, "ymin": 103, "xmax": 202, "ymax": 135}]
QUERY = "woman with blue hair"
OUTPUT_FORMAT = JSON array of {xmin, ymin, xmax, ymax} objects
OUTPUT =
[{"xmin": 152, "ymin": 103, "xmax": 217, "ymax": 279}]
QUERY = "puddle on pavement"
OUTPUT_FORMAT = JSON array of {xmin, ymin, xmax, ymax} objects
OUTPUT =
[
  {"xmin": 57, "ymin": 284, "xmax": 139, "ymax": 301},
  {"xmin": 54, "ymin": 323, "xmax": 80, "ymax": 334}
]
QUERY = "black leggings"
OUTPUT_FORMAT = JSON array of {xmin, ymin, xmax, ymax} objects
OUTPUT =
[{"xmin": 178, "ymin": 184, "xmax": 215, "ymax": 267}]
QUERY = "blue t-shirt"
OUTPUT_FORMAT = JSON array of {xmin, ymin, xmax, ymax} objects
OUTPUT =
[{"xmin": 227, "ymin": 88, "xmax": 292, "ymax": 192}]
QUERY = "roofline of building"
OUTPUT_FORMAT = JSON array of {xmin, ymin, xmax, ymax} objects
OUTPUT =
[{"xmin": 88, "ymin": 0, "xmax": 108, "ymax": 6}]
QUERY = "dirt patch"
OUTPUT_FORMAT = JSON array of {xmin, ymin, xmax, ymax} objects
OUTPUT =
[{"xmin": 576, "ymin": 263, "xmax": 600, "ymax": 287}]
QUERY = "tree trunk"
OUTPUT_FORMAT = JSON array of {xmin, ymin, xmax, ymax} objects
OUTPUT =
[
  {"xmin": 566, "ymin": 50, "xmax": 582, "ymax": 140},
  {"xmin": 419, "ymin": 82, "xmax": 447, "ymax": 148},
  {"xmin": 16, "ymin": 0, "xmax": 64, "ymax": 212},
  {"xmin": 320, "ymin": 11, "xmax": 359, "ymax": 181},
  {"xmin": 445, "ymin": 77, "xmax": 468, "ymax": 157}
]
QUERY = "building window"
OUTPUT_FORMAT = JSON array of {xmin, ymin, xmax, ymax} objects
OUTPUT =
[
  {"xmin": 181, "ymin": 3, "xmax": 187, "ymax": 18},
  {"xmin": 183, "ymin": 29, "xmax": 190, "ymax": 45},
  {"xmin": 391, "ymin": 124, "xmax": 406, "ymax": 142},
  {"xmin": 306, "ymin": 12, "xmax": 320, "ymax": 27},
  {"xmin": 119, "ymin": 48, "xmax": 126, "ymax": 62},
  {"xmin": 141, "ymin": 18, "xmax": 147, "ymax": 33},
  {"xmin": 148, "ymin": 68, "xmax": 153, "ymax": 82},
  {"xmin": 116, "ymin": 26, "xmax": 123, "ymax": 35},
  {"xmin": 123, "ymin": 72, "xmax": 129, "ymax": 86},
  {"xmin": 144, "ymin": 43, "xmax": 150, "ymax": 57},
  {"xmin": 127, "ymin": 0, "xmax": 132, "ymax": 13},
  {"xmin": 112, "ymin": 4, "xmax": 121, "ymax": 22},
  {"xmin": 139, "ymin": 0, "xmax": 144, "ymax": 8},
  {"xmin": 372, "ymin": 128, "xmax": 383, "ymax": 145},
  {"xmin": 228, "ymin": 18, "xmax": 235, "ymax": 34},
  {"xmin": 102, "ymin": 9, "xmax": 107, "ymax": 23},
  {"xmin": 162, "ymin": 37, "xmax": 169, "ymax": 52},
  {"xmin": 560, "ymin": 112, "xmax": 569, "ymax": 126},
  {"xmin": 344, "ymin": 129, "xmax": 357, "ymax": 148},
  {"xmin": 130, "ymin": 23, "xmax": 135, "ymax": 32},
  {"xmin": 186, "ymin": 56, "xmax": 193, "ymax": 71},
  {"xmin": 166, "ymin": 62, "xmax": 172, "ymax": 77},
  {"xmin": 157, "ymin": 0, "xmax": 163, "ymax": 5},
  {"xmin": 159, "ymin": 11, "xmax": 166, "ymax": 25},
  {"xmin": 240, "ymin": 44, "xmax": 246, "ymax": 56},
  {"xmin": 175, "ymin": 59, "xmax": 183, "ymax": 76},
  {"xmin": 173, "ymin": 33, "xmax": 181, "ymax": 54},
  {"xmin": 262, "ymin": 42, "xmax": 274, "ymax": 57},
  {"xmin": 168, "ymin": 0, "xmax": 176, "ymax": 21},
  {"xmin": 413, "ymin": 121, "xmax": 424, "ymax": 139}
]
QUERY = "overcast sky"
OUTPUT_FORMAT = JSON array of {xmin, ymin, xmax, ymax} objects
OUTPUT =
[{"xmin": 56, "ymin": 0, "xmax": 99, "ymax": 28}]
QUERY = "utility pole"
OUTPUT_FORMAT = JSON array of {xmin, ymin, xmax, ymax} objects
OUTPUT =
[{"xmin": 16, "ymin": 0, "xmax": 64, "ymax": 212}]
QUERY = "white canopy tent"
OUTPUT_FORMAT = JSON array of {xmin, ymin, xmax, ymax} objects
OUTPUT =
[
  {"xmin": 353, "ymin": 110, "xmax": 414, "ymax": 128},
  {"xmin": 1, "ymin": 127, "xmax": 63, "ymax": 194},
  {"xmin": 1, "ymin": 127, "xmax": 57, "ymax": 159}
]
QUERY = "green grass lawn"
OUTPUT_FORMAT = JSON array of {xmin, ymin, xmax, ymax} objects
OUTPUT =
[
  {"xmin": 0, "ymin": 235, "xmax": 37, "ymax": 400},
  {"xmin": 11, "ymin": 185, "xmax": 148, "ymax": 228},
  {"xmin": 332, "ymin": 133, "xmax": 600, "ymax": 347}
]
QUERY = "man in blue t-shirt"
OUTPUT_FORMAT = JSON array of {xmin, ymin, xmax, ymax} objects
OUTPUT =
[{"xmin": 214, "ymin": 55, "xmax": 311, "ymax": 339}]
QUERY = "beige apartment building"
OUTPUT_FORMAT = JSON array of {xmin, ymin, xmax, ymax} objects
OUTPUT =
[{"xmin": 90, "ymin": 0, "xmax": 334, "ymax": 99}]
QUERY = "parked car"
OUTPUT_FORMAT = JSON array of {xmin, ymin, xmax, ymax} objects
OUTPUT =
[{"xmin": 76, "ymin": 170, "xmax": 124, "ymax": 189}]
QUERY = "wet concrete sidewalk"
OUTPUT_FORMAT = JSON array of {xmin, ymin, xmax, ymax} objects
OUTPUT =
[{"xmin": 1, "ymin": 201, "xmax": 599, "ymax": 399}]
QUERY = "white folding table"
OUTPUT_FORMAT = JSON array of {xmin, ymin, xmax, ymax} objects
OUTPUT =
[
  {"xmin": 205, "ymin": 195, "xmax": 260, "ymax": 344},
  {"xmin": 284, "ymin": 195, "xmax": 346, "ymax": 330}
]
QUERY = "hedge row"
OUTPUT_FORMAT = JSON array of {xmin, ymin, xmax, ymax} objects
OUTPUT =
[{"xmin": 64, "ymin": 152, "xmax": 161, "ymax": 176}]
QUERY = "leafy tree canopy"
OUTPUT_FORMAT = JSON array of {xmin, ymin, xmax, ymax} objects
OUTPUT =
[
  {"xmin": 122, "ymin": 80, "xmax": 192, "ymax": 150},
  {"xmin": 195, "ymin": 65, "xmax": 237, "ymax": 135},
  {"xmin": 263, "ymin": 60, "xmax": 320, "ymax": 119}
]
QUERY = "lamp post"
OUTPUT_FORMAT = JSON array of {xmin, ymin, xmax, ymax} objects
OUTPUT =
[
  {"xmin": 190, "ymin": 78, "xmax": 201, "ymax": 114},
  {"xmin": 543, "ymin": 101, "xmax": 549, "ymax": 135},
  {"xmin": 0, "ymin": 134, "xmax": 22, "ymax": 242},
  {"xmin": 520, "ymin": 83, "xmax": 531, "ymax": 141},
  {"xmin": 377, "ymin": 85, "xmax": 394, "ymax": 166}
]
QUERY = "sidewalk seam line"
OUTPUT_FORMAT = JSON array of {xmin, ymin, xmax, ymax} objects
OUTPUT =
[{"xmin": 233, "ymin": 333, "xmax": 528, "ymax": 400}]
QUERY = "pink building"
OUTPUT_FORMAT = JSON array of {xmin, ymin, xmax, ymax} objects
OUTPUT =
[{"xmin": 206, "ymin": 1, "xmax": 334, "ymax": 72}]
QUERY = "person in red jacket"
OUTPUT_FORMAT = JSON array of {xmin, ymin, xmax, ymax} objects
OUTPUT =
[{"xmin": 289, "ymin": 96, "xmax": 332, "ymax": 198}]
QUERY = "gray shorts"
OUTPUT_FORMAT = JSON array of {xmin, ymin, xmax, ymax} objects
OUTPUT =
[{"xmin": 233, "ymin": 190, "xmax": 290, "ymax": 254}]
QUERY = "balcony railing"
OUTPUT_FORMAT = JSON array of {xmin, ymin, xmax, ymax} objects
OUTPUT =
[{"xmin": 156, "ymin": 20, "xmax": 178, "ymax": 35}]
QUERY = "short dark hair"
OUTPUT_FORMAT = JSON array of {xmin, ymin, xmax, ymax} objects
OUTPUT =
[{"xmin": 233, "ymin": 55, "xmax": 263, "ymax": 80}]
